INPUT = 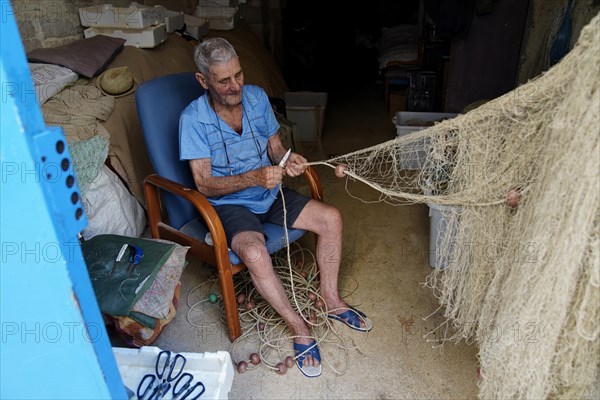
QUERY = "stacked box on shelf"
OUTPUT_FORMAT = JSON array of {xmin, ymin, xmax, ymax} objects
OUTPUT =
[
  {"xmin": 79, "ymin": 4, "xmax": 184, "ymax": 48},
  {"xmin": 84, "ymin": 25, "xmax": 167, "ymax": 49},
  {"xmin": 79, "ymin": 4, "xmax": 164, "ymax": 29},
  {"xmin": 184, "ymin": 14, "xmax": 210, "ymax": 39},
  {"xmin": 162, "ymin": 9, "xmax": 185, "ymax": 33}
]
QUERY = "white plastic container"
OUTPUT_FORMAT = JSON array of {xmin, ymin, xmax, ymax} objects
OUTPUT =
[
  {"xmin": 393, "ymin": 111, "xmax": 458, "ymax": 137},
  {"xmin": 84, "ymin": 24, "xmax": 167, "ymax": 48},
  {"xmin": 428, "ymin": 203, "xmax": 460, "ymax": 269},
  {"xmin": 113, "ymin": 346, "xmax": 234, "ymax": 399},
  {"xmin": 79, "ymin": 4, "xmax": 165, "ymax": 29},
  {"xmin": 393, "ymin": 111, "xmax": 457, "ymax": 169},
  {"xmin": 283, "ymin": 92, "xmax": 328, "ymax": 142}
]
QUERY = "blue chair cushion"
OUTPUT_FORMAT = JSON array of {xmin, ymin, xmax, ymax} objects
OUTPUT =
[{"xmin": 180, "ymin": 218, "xmax": 306, "ymax": 265}]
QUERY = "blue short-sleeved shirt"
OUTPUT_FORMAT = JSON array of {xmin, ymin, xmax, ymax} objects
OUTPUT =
[{"xmin": 179, "ymin": 85, "xmax": 280, "ymax": 213}]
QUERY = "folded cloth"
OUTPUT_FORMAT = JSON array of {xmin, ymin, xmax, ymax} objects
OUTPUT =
[{"xmin": 29, "ymin": 62, "xmax": 79, "ymax": 104}]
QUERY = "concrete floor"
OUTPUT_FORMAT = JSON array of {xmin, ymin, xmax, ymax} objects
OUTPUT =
[{"xmin": 148, "ymin": 83, "xmax": 480, "ymax": 399}]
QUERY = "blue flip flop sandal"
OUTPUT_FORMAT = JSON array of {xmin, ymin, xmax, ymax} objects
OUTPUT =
[
  {"xmin": 328, "ymin": 306, "xmax": 373, "ymax": 332},
  {"xmin": 293, "ymin": 340, "xmax": 322, "ymax": 378}
]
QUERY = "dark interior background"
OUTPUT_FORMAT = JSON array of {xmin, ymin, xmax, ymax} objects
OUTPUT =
[
  {"xmin": 282, "ymin": 0, "xmax": 422, "ymax": 92},
  {"xmin": 280, "ymin": 0, "xmax": 533, "ymax": 113}
]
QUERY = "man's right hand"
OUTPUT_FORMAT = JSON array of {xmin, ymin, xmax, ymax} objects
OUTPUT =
[{"xmin": 246, "ymin": 166, "xmax": 284, "ymax": 189}]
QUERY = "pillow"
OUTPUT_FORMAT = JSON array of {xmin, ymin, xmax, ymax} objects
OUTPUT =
[
  {"xmin": 29, "ymin": 63, "xmax": 78, "ymax": 104},
  {"xmin": 27, "ymin": 35, "xmax": 126, "ymax": 78}
]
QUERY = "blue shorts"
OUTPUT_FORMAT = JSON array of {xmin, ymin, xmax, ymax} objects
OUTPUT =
[{"xmin": 214, "ymin": 187, "xmax": 311, "ymax": 246}]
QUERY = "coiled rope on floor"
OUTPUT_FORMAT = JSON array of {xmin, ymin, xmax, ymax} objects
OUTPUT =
[{"xmin": 185, "ymin": 242, "xmax": 369, "ymax": 375}]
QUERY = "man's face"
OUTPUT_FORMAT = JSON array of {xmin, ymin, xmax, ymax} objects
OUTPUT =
[{"xmin": 198, "ymin": 56, "xmax": 244, "ymax": 107}]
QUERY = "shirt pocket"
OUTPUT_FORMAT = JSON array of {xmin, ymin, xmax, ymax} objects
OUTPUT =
[{"xmin": 248, "ymin": 115, "xmax": 268, "ymax": 137}]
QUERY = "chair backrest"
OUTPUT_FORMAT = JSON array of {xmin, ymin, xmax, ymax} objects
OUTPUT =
[{"xmin": 136, "ymin": 72, "xmax": 205, "ymax": 229}]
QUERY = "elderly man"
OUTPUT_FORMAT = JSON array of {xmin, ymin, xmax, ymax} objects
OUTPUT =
[{"xmin": 179, "ymin": 37, "xmax": 372, "ymax": 377}]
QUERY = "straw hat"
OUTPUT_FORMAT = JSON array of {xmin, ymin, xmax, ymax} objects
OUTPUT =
[{"xmin": 95, "ymin": 66, "xmax": 138, "ymax": 97}]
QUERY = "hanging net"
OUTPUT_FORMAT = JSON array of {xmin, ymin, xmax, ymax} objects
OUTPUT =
[{"xmin": 307, "ymin": 13, "xmax": 599, "ymax": 400}]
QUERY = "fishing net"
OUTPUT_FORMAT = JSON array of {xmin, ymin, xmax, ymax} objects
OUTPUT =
[{"xmin": 307, "ymin": 13, "xmax": 599, "ymax": 399}]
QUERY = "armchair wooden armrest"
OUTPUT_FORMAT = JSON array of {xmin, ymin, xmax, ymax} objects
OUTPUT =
[
  {"xmin": 144, "ymin": 167, "xmax": 322, "ymax": 269},
  {"xmin": 143, "ymin": 174, "xmax": 232, "ymax": 271},
  {"xmin": 303, "ymin": 165, "xmax": 323, "ymax": 201}
]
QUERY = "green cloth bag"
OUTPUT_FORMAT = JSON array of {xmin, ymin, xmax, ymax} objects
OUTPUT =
[{"xmin": 82, "ymin": 234, "xmax": 176, "ymax": 321}]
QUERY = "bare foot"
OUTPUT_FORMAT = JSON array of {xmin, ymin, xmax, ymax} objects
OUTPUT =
[
  {"xmin": 323, "ymin": 298, "xmax": 368, "ymax": 330},
  {"xmin": 290, "ymin": 316, "xmax": 319, "ymax": 368}
]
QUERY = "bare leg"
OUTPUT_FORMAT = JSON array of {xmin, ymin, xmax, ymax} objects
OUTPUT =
[
  {"xmin": 293, "ymin": 200, "xmax": 367, "ymax": 328},
  {"xmin": 232, "ymin": 231, "xmax": 319, "ymax": 367}
]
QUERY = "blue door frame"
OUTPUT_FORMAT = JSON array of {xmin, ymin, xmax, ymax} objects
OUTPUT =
[{"xmin": 1, "ymin": 2, "xmax": 127, "ymax": 398}]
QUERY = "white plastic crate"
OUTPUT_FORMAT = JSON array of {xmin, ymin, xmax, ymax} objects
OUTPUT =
[
  {"xmin": 84, "ymin": 24, "xmax": 167, "ymax": 48},
  {"xmin": 283, "ymin": 92, "xmax": 328, "ymax": 142},
  {"xmin": 113, "ymin": 346, "xmax": 234, "ymax": 399},
  {"xmin": 79, "ymin": 4, "xmax": 165, "ymax": 29}
]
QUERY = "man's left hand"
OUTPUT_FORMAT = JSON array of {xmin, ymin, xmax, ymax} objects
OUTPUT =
[{"xmin": 285, "ymin": 152, "xmax": 307, "ymax": 177}]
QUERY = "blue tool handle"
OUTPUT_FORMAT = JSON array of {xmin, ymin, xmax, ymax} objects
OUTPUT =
[
  {"xmin": 137, "ymin": 374, "xmax": 157, "ymax": 399},
  {"xmin": 132, "ymin": 245, "xmax": 143, "ymax": 264},
  {"xmin": 182, "ymin": 382, "xmax": 206, "ymax": 400},
  {"xmin": 172, "ymin": 373, "xmax": 193, "ymax": 396},
  {"xmin": 155, "ymin": 350, "xmax": 171, "ymax": 378},
  {"xmin": 173, "ymin": 373, "xmax": 206, "ymax": 400},
  {"xmin": 167, "ymin": 353, "xmax": 187, "ymax": 381}
]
